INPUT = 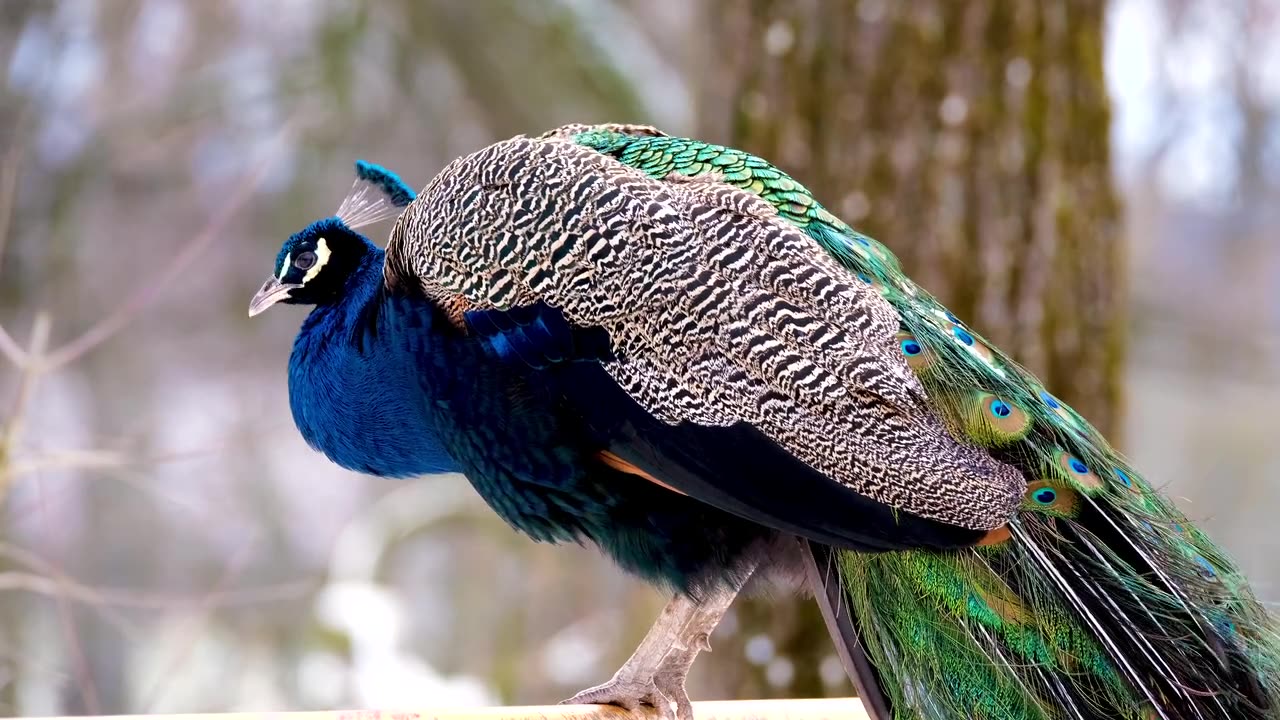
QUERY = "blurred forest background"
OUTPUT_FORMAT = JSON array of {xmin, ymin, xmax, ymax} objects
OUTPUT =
[{"xmin": 2, "ymin": 0, "xmax": 1279, "ymax": 715}]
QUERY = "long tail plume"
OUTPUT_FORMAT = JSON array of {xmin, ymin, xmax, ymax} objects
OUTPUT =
[
  {"xmin": 567, "ymin": 127, "xmax": 1280, "ymax": 719},
  {"xmin": 822, "ymin": 216, "xmax": 1280, "ymax": 719}
]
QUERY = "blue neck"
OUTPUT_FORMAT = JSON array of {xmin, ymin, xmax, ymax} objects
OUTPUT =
[{"xmin": 287, "ymin": 249, "xmax": 462, "ymax": 477}]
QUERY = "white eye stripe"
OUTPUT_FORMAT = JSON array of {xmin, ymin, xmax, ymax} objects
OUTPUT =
[
  {"xmin": 278, "ymin": 253, "xmax": 291, "ymax": 280},
  {"xmin": 303, "ymin": 238, "xmax": 331, "ymax": 284}
]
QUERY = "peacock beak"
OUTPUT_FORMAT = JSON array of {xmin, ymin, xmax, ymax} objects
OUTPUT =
[{"xmin": 248, "ymin": 277, "xmax": 301, "ymax": 317}]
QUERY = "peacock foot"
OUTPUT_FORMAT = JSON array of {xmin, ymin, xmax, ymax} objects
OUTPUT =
[
  {"xmin": 561, "ymin": 675, "xmax": 685, "ymax": 720},
  {"xmin": 563, "ymin": 636, "xmax": 706, "ymax": 720},
  {"xmin": 563, "ymin": 587, "xmax": 737, "ymax": 720}
]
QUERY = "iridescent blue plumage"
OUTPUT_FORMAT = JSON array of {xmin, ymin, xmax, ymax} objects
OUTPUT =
[
  {"xmin": 285, "ymin": 232, "xmax": 458, "ymax": 477},
  {"xmin": 270, "ymin": 166, "xmax": 456, "ymax": 476},
  {"xmin": 254, "ymin": 183, "xmax": 779, "ymax": 590}
]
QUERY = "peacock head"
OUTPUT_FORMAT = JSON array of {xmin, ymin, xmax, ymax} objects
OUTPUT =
[{"xmin": 249, "ymin": 160, "xmax": 416, "ymax": 317}]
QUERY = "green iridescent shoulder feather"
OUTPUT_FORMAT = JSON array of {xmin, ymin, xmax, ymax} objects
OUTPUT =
[
  {"xmin": 573, "ymin": 126, "xmax": 1280, "ymax": 719},
  {"xmin": 573, "ymin": 129, "xmax": 894, "ymax": 270}
]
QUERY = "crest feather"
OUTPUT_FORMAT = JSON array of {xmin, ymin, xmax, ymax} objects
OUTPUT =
[{"xmin": 335, "ymin": 160, "xmax": 416, "ymax": 228}]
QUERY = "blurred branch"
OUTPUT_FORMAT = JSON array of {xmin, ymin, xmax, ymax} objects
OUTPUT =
[
  {"xmin": 0, "ymin": 443, "xmax": 229, "ymax": 485},
  {"xmin": 0, "ymin": 144, "xmax": 19, "ymax": 278},
  {"xmin": 0, "ymin": 571, "xmax": 315, "ymax": 610},
  {"xmin": 0, "ymin": 323, "xmax": 26, "ymax": 369},
  {"xmin": 0, "ymin": 540, "xmax": 313, "ymax": 615},
  {"xmin": 41, "ymin": 121, "xmax": 297, "ymax": 372},
  {"xmin": 328, "ymin": 474, "xmax": 477, "ymax": 583},
  {"xmin": 1, "ymin": 449, "xmax": 130, "ymax": 481},
  {"xmin": 0, "ymin": 537, "xmax": 149, "ymax": 680},
  {"xmin": 0, "ymin": 313, "xmax": 50, "ymax": 500},
  {"xmin": 141, "ymin": 535, "xmax": 257, "ymax": 712}
]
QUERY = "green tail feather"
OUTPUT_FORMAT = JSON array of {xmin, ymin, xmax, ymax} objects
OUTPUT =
[{"xmin": 575, "ymin": 127, "xmax": 1280, "ymax": 719}]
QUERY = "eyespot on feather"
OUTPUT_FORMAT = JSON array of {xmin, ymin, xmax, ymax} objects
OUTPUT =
[
  {"xmin": 1055, "ymin": 450, "xmax": 1103, "ymax": 490},
  {"xmin": 955, "ymin": 391, "xmax": 1031, "ymax": 447},
  {"xmin": 1023, "ymin": 479, "xmax": 1079, "ymax": 518},
  {"xmin": 894, "ymin": 331, "xmax": 937, "ymax": 372},
  {"xmin": 1192, "ymin": 555, "xmax": 1218, "ymax": 582},
  {"xmin": 849, "ymin": 232, "xmax": 898, "ymax": 268},
  {"xmin": 950, "ymin": 324, "xmax": 996, "ymax": 364},
  {"xmin": 855, "ymin": 272, "xmax": 887, "ymax": 293},
  {"xmin": 1113, "ymin": 466, "xmax": 1144, "ymax": 496},
  {"xmin": 1038, "ymin": 388, "xmax": 1085, "ymax": 430}
]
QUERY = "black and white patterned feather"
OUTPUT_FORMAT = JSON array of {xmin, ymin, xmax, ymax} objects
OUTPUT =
[{"xmin": 384, "ymin": 135, "xmax": 1023, "ymax": 531}]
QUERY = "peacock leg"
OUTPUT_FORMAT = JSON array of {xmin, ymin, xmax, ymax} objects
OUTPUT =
[
  {"xmin": 563, "ymin": 573, "xmax": 750, "ymax": 720},
  {"xmin": 650, "ymin": 587, "xmax": 740, "ymax": 720}
]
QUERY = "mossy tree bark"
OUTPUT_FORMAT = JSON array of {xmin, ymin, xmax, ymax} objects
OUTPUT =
[{"xmin": 695, "ymin": 0, "xmax": 1123, "ymax": 700}]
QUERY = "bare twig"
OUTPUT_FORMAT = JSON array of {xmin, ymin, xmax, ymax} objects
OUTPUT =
[
  {"xmin": 42, "ymin": 122, "xmax": 296, "ymax": 372},
  {"xmin": 1, "ymin": 313, "xmax": 50, "ymax": 501},
  {"xmin": 0, "ymin": 571, "xmax": 315, "ymax": 610},
  {"xmin": 35, "ymin": 481, "xmax": 103, "ymax": 714},
  {"xmin": 0, "ymin": 442, "xmax": 230, "ymax": 484},
  {"xmin": 142, "ymin": 534, "xmax": 258, "ymax": 712},
  {"xmin": 0, "ymin": 449, "xmax": 130, "ymax": 480},
  {"xmin": 0, "ymin": 542, "xmax": 150, "ymax": 649},
  {"xmin": 53, "ymin": 582, "xmax": 101, "ymax": 714},
  {"xmin": 0, "ymin": 144, "xmax": 20, "ymax": 277},
  {"xmin": 0, "ymin": 539, "xmax": 312, "ymax": 611},
  {"xmin": 0, "ymin": 146, "xmax": 26, "ymax": 368},
  {"xmin": 0, "ymin": 325, "xmax": 25, "ymax": 367}
]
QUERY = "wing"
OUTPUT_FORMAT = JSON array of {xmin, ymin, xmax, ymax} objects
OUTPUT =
[
  {"xmin": 384, "ymin": 135, "xmax": 1023, "ymax": 550},
  {"xmin": 570, "ymin": 129, "xmax": 909, "ymax": 275},
  {"xmin": 536, "ymin": 122, "xmax": 669, "ymax": 141}
]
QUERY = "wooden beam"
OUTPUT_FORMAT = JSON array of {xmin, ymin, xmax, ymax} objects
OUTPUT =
[{"xmin": 18, "ymin": 698, "xmax": 868, "ymax": 720}]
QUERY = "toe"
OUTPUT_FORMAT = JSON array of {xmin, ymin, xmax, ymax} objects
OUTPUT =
[
  {"xmin": 673, "ymin": 696, "xmax": 694, "ymax": 720},
  {"xmin": 561, "ymin": 679, "xmax": 667, "ymax": 716},
  {"xmin": 562, "ymin": 687, "xmax": 630, "ymax": 710},
  {"xmin": 653, "ymin": 675, "xmax": 693, "ymax": 720}
]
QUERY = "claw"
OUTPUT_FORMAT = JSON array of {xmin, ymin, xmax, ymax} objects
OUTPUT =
[
  {"xmin": 561, "ymin": 676, "xmax": 681, "ymax": 720},
  {"xmin": 653, "ymin": 669, "xmax": 694, "ymax": 720},
  {"xmin": 563, "ymin": 585, "xmax": 745, "ymax": 720},
  {"xmin": 693, "ymin": 632, "xmax": 712, "ymax": 653},
  {"xmin": 560, "ymin": 667, "xmax": 694, "ymax": 720}
]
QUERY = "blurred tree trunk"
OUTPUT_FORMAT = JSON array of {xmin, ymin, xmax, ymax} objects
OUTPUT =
[{"xmin": 695, "ymin": 0, "xmax": 1123, "ymax": 701}]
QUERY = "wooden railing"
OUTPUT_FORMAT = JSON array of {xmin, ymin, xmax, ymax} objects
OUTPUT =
[{"xmin": 14, "ymin": 698, "xmax": 869, "ymax": 720}]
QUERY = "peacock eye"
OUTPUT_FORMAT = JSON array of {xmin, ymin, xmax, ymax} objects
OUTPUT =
[
  {"xmin": 1033, "ymin": 488, "xmax": 1057, "ymax": 505},
  {"xmin": 989, "ymin": 398, "xmax": 1012, "ymax": 418},
  {"xmin": 294, "ymin": 251, "xmax": 318, "ymax": 270}
]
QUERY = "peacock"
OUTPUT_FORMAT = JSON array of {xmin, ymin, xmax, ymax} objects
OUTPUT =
[{"xmin": 249, "ymin": 123, "xmax": 1280, "ymax": 720}]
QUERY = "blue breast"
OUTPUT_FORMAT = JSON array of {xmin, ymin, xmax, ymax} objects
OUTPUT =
[
  {"xmin": 281, "ymin": 254, "xmax": 778, "ymax": 592},
  {"xmin": 287, "ymin": 259, "xmax": 460, "ymax": 477},
  {"xmin": 282, "ymin": 256, "xmax": 600, "ymax": 540}
]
